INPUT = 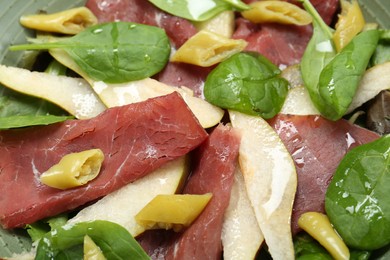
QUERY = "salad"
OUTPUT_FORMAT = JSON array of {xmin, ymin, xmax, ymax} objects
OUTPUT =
[{"xmin": 0, "ymin": 0, "xmax": 390, "ymax": 259}]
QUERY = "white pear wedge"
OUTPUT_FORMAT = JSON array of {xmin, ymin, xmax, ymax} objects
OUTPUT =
[
  {"xmin": 0, "ymin": 65, "xmax": 106, "ymax": 119},
  {"xmin": 347, "ymin": 61, "xmax": 390, "ymax": 113},
  {"xmin": 68, "ymin": 156, "xmax": 189, "ymax": 237},
  {"xmin": 50, "ymin": 49, "xmax": 224, "ymax": 128},
  {"xmin": 222, "ymin": 166, "xmax": 264, "ymax": 260},
  {"xmin": 229, "ymin": 110, "xmax": 297, "ymax": 260}
]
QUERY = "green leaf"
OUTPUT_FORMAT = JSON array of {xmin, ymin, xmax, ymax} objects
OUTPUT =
[
  {"xmin": 35, "ymin": 220, "xmax": 150, "ymax": 260},
  {"xmin": 0, "ymin": 226, "xmax": 32, "ymax": 258},
  {"xmin": 148, "ymin": 0, "xmax": 232, "ymax": 21},
  {"xmin": 294, "ymin": 233, "xmax": 332, "ymax": 260},
  {"xmin": 300, "ymin": 0, "xmax": 336, "ymax": 116},
  {"xmin": 0, "ymin": 114, "xmax": 73, "ymax": 129},
  {"xmin": 318, "ymin": 29, "xmax": 379, "ymax": 120},
  {"xmin": 204, "ymin": 52, "xmax": 288, "ymax": 119},
  {"xmin": 26, "ymin": 214, "xmax": 69, "ymax": 243},
  {"xmin": 10, "ymin": 22, "xmax": 171, "ymax": 83},
  {"xmin": 325, "ymin": 134, "xmax": 390, "ymax": 250},
  {"xmin": 370, "ymin": 30, "xmax": 390, "ymax": 67},
  {"xmin": 0, "ymin": 86, "xmax": 68, "ymax": 118}
]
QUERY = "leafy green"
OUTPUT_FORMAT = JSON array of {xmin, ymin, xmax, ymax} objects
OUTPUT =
[
  {"xmin": 0, "ymin": 226, "xmax": 33, "ymax": 258},
  {"xmin": 0, "ymin": 114, "xmax": 72, "ymax": 129},
  {"xmin": 35, "ymin": 220, "xmax": 150, "ymax": 260},
  {"xmin": 300, "ymin": 0, "xmax": 379, "ymax": 121},
  {"xmin": 204, "ymin": 52, "xmax": 288, "ymax": 119},
  {"xmin": 325, "ymin": 134, "xmax": 390, "ymax": 250},
  {"xmin": 148, "ymin": 0, "xmax": 249, "ymax": 22},
  {"xmin": 0, "ymin": 86, "xmax": 67, "ymax": 118},
  {"xmin": 300, "ymin": 0, "xmax": 336, "ymax": 103},
  {"xmin": 10, "ymin": 22, "xmax": 171, "ymax": 83},
  {"xmin": 370, "ymin": 30, "xmax": 390, "ymax": 67},
  {"xmin": 26, "ymin": 214, "xmax": 69, "ymax": 242},
  {"xmin": 318, "ymin": 29, "xmax": 379, "ymax": 120},
  {"xmin": 294, "ymin": 233, "xmax": 332, "ymax": 260}
]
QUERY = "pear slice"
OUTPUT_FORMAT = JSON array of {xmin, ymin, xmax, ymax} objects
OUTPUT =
[
  {"xmin": 0, "ymin": 65, "xmax": 106, "ymax": 119},
  {"xmin": 221, "ymin": 166, "xmax": 264, "ymax": 260},
  {"xmin": 49, "ymin": 49, "xmax": 224, "ymax": 128},
  {"xmin": 347, "ymin": 61, "xmax": 390, "ymax": 113},
  {"xmin": 68, "ymin": 156, "xmax": 189, "ymax": 237},
  {"xmin": 229, "ymin": 110, "xmax": 297, "ymax": 260}
]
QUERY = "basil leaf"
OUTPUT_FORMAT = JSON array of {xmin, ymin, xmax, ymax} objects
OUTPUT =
[
  {"xmin": 148, "ymin": 0, "xmax": 246, "ymax": 22},
  {"xmin": 300, "ymin": 0, "xmax": 336, "ymax": 115},
  {"xmin": 10, "ymin": 22, "xmax": 171, "ymax": 83},
  {"xmin": 325, "ymin": 134, "xmax": 390, "ymax": 250},
  {"xmin": 318, "ymin": 29, "xmax": 379, "ymax": 120},
  {"xmin": 204, "ymin": 52, "xmax": 288, "ymax": 119},
  {"xmin": 0, "ymin": 115, "xmax": 72, "ymax": 130},
  {"xmin": 35, "ymin": 220, "xmax": 150, "ymax": 260}
]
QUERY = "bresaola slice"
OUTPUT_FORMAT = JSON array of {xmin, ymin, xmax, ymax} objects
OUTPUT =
[
  {"xmin": 85, "ymin": 0, "xmax": 197, "ymax": 49},
  {"xmin": 268, "ymin": 114, "xmax": 380, "ymax": 234},
  {"xmin": 138, "ymin": 124, "xmax": 240, "ymax": 259},
  {"xmin": 0, "ymin": 93, "xmax": 208, "ymax": 229}
]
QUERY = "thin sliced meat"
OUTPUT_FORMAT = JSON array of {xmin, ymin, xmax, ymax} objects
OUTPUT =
[
  {"xmin": 236, "ymin": 0, "xmax": 339, "ymax": 66},
  {"xmin": 267, "ymin": 114, "xmax": 380, "ymax": 234},
  {"xmin": 154, "ymin": 63, "xmax": 213, "ymax": 98},
  {"xmin": 138, "ymin": 124, "xmax": 240, "ymax": 260},
  {"xmin": 166, "ymin": 124, "xmax": 240, "ymax": 260},
  {"xmin": 85, "ymin": 0, "xmax": 197, "ymax": 48},
  {"xmin": 233, "ymin": 19, "xmax": 313, "ymax": 66},
  {"xmin": 0, "ymin": 93, "xmax": 208, "ymax": 229}
]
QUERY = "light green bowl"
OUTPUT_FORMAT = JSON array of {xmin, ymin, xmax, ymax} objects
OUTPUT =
[{"xmin": 0, "ymin": 0, "xmax": 86, "ymax": 66}]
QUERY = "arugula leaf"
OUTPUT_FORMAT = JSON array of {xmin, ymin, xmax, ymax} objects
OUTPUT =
[
  {"xmin": 35, "ymin": 220, "xmax": 150, "ymax": 260},
  {"xmin": 325, "ymin": 134, "xmax": 390, "ymax": 250},
  {"xmin": 148, "ymin": 0, "xmax": 249, "ymax": 22},
  {"xmin": 204, "ymin": 52, "xmax": 288, "ymax": 119},
  {"xmin": 10, "ymin": 22, "xmax": 171, "ymax": 84},
  {"xmin": 0, "ymin": 114, "xmax": 73, "ymax": 130}
]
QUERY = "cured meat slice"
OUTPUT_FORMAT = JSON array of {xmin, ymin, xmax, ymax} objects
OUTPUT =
[
  {"xmin": 233, "ymin": 18, "xmax": 313, "ymax": 66},
  {"xmin": 267, "ymin": 114, "xmax": 380, "ymax": 234},
  {"xmin": 138, "ymin": 124, "xmax": 240, "ymax": 259},
  {"xmin": 236, "ymin": 0, "xmax": 339, "ymax": 66},
  {"xmin": 85, "ymin": 0, "xmax": 197, "ymax": 48},
  {"xmin": 0, "ymin": 92, "xmax": 208, "ymax": 229},
  {"xmin": 154, "ymin": 62, "xmax": 213, "ymax": 98}
]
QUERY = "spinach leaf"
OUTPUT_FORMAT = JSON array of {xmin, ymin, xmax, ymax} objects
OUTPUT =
[
  {"xmin": 325, "ymin": 134, "xmax": 390, "ymax": 250},
  {"xmin": 26, "ymin": 214, "xmax": 69, "ymax": 242},
  {"xmin": 148, "ymin": 0, "xmax": 249, "ymax": 22},
  {"xmin": 35, "ymin": 220, "xmax": 150, "ymax": 260},
  {"xmin": 0, "ymin": 87, "xmax": 67, "ymax": 118},
  {"xmin": 294, "ymin": 233, "xmax": 333, "ymax": 260},
  {"xmin": 0, "ymin": 115, "xmax": 72, "ymax": 130},
  {"xmin": 10, "ymin": 22, "xmax": 171, "ymax": 84},
  {"xmin": 370, "ymin": 30, "xmax": 390, "ymax": 67},
  {"xmin": 318, "ymin": 29, "xmax": 379, "ymax": 120},
  {"xmin": 300, "ymin": 0, "xmax": 336, "ymax": 116},
  {"xmin": 204, "ymin": 52, "xmax": 288, "ymax": 119}
]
